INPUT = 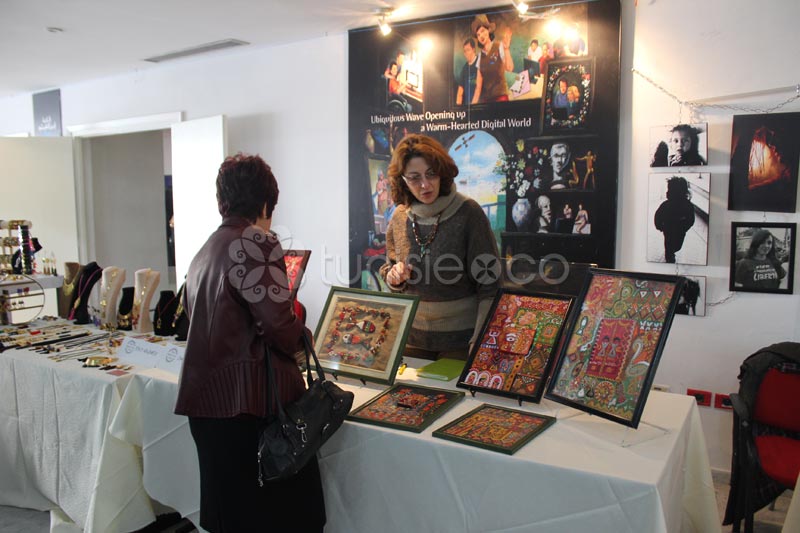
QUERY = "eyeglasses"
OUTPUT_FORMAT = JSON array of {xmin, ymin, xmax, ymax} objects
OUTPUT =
[{"xmin": 402, "ymin": 169, "xmax": 439, "ymax": 186}]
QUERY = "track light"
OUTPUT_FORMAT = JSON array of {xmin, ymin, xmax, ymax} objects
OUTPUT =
[
  {"xmin": 376, "ymin": 7, "xmax": 393, "ymax": 36},
  {"xmin": 379, "ymin": 17, "xmax": 392, "ymax": 35},
  {"xmin": 513, "ymin": 1, "xmax": 529, "ymax": 14}
]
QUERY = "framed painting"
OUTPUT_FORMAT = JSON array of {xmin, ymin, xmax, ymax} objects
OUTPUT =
[
  {"xmin": 729, "ymin": 222, "xmax": 795, "ymax": 295},
  {"xmin": 649, "ymin": 123, "xmax": 708, "ymax": 168},
  {"xmin": 347, "ymin": 384, "xmax": 464, "ymax": 433},
  {"xmin": 314, "ymin": 287, "xmax": 418, "ymax": 385},
  {"xmin": 647, "ymin": 173, "xmax": 710, "ymax": 265},
  {"xmin": 540, "ymin": 57, "xmax": 595, "ymax": 133},
  {"xmin": 728, "ymin": 112, "xmax": 800, "ymax": 213},
  {"xmin": 545, "ymin": 269, "xmax": 685, "ymax": 428},
  {"xmin": 432, "ymin": 403, "xmax": 556, "ymax": 455},
  {"xmin": 457, "ymin": 290, "xmax": 573, "ymax": 403},
  {"xmin": 283, "ymin": 249, "xmax": 311, "ymax": 301}
]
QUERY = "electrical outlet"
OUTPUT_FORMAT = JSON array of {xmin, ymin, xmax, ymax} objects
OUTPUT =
[
  {"xmin": 687, "ymin": 388, "xmax": 712, "ymax": 407},
  {"xmin": 652, "ymin": 383, "xmax": 670, "ymax": 392},
  {"xmin": 714, "ymin": 393, "xmax": 732, "ymax": 410}
]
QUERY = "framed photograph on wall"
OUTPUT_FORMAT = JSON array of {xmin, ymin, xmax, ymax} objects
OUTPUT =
[
  {"xmin": 728, "ymin": 112, "xmax": 800, "ymax": 213},
  {"xmin": 283, "ymin": 249, "xmax": 311, "ymax": 301},
  {"xmin": 647, "ymin": 173, "xmax": 710, "ymax": 265},
  {"xmin": 729, "ymin": 222, "xmax": 796, "ymax": 294},
  {"xmin": 314, "ymin": 287, "xmax": 418, "ymax": 385},
  {"xmin": 432, "ymin": 404, "xmax": 556, "ymax": 455},
  {"xmin": 347, "ymin": 384, "xmax": 464, "ymax": 433},
  {"xmin": 457, "ymin": 290, "xmax": 573, "ymax": 403},
  {"xmin": 541, "ymin": 57, "xmax": 595, "ymax": 133},
  {"xmin": 675, "ymin": 275, "xmax": 706, "ymax": 317},
  {"xmin": 545, "ymin": 269, "xmax": 685, "ymax": 428},
  {"xmin": 649, "ymin": 123, "xmax": 708, "ymax": 168}
]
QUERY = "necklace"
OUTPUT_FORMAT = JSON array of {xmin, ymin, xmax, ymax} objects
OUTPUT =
[
  {"xmin": 99, "ymin": 269, "xmax": 119, "ymax": 315},
  {"xmin": 62, "ymin": 267, "xmax": 80, "ymax": 297},
  {"xmin": 411, "ymin": 213, "xmax": 441, "ymax": 258},
  {"xmin": 69, "ymin": 267, "xmax": 102, "ymax": 320},
  {"xmin": 131, "ymin": 278, "xmax": 150, "ymax": 329},
  {"xmin": 172, "ymin": 285, "xmax": 185, "ymax": 328},
  {"xmin": 155, "ymin": 292, "xmax": 178, "ymax": 330}
]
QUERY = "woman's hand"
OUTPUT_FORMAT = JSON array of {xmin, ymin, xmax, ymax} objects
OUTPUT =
[{"xmin": 386, "ymin": 261, "xmax": 411, "ymax": 286}]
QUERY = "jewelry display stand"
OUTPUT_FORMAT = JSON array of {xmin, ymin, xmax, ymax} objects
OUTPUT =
[
  {"xmin": 99, "ymin": 266, "xmax": 126, "ymax": 329},
  {"xmin": 153, "ymin": 290, "xmax": 179, "ymax": 336},
  {"xmin": 117, "ymin": 287, "xmax": 135, "ymax": 331},
  {"xmin": 132, "ymin": 268, "xmax": 160, "ymax": 333},
  {"xmin": 69, "ymin": 262, "xmax": 103, "ymax": 325},
  {"xmin": 58, "ymin": 262, "xmax": 82, "ymax": 319}
]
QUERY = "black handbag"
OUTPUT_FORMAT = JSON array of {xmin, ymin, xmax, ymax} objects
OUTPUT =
[{"xmin": 258, "ymin": 331, "xmax": 354, "ymax": 485}]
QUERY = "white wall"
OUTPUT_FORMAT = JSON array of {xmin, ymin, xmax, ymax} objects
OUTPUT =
[{"xmin": 1, "ymin": 1, "xmax": 798, "ymax": 471}]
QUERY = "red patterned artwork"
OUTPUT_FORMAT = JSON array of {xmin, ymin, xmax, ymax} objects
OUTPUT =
[
  {"xmin": 347, "ymin": 384, "xmax": 464, "ymax": 432},
  {"xmin": 283, "ymin": 250, "xmax": 310, "ymax": 300}
]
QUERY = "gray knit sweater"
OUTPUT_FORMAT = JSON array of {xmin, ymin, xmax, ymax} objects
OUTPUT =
[{"xmin": 380, "ymin": 191, "xmax": 500, "ymax": 351}]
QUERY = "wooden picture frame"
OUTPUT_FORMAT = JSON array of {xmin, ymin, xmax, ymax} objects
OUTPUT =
[
  {"xmin": 347, "ymin": 384, "xmax": 464, "ymax": 433},
  {"xmin": 432, "ymin": 403, "xmax": 556, "ymax": 455},
  {"xmin": 457, "ymin": 290, "xmax": 573, "ymax": 403},
  {"xmin": 545, "ymin": 268, "xmax": 685, "ymax": 428},
  {"xmin": 283, "ymin": 249, "xmax": 311, "ymax": 301},
  {"xmin": 540, "ymin": 57, "xmax": 596, "ymax": 134},
  {"xmin": 729, "ymin": 222, "xmax": 796, "ymax": 295},
  {"xmin": 314, "ymin": 287, "xmax": 418, "ymax": 385}
]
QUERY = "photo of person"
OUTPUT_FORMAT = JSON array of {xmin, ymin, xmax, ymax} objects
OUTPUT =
[
  {"xmin": 647, "ymin": 173, "xmax": 709, "ymax": 265},
  {"xmin": 649, "ymin": 123, "xmax": 708, "ymax": 168},
  {"xmin": 471, "ymin": 14, "xmax": 514, "ymax": 104},
  {"xmin": 541, "ymin": 58, "xmax": 594, "ymax": 131},
  {"xmin": 675, "ymin": 275, "xmax": 706, "ymax": 317},
  {"xmin": 367, "ymin": 157, "xmax": 393, "ymax": 234},
  {"xmin": 730, "ymin": 223, "xmax": 795, "ymax": 294},
  {"xmin": 455, "ymin": 38, "xmax": 479, "ymax": 105},
  {"xmin": 728, "ymin": 112, "xmax": 800, "ymax": 213}
]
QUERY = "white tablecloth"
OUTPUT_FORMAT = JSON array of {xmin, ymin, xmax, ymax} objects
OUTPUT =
[
  {"xmin": 110, "ymin": 364, "xmax": 721, "ymax": 533},
  {"xmin": 784, "ymin": 474, "xmax": 800, "ymax": 533},
  {"xmin": 0, "ymin": 346, "xmax": 155, "ymax": 532}
]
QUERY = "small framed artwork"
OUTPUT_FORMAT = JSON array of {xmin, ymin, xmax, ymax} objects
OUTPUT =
[
  {"xmin": 314, "ymin": 287, "xmax": 418, "ymax": 385},
  {"xmin": 647, "ymin": 173, "xmax": 710, "ymax": 265},
  {"xmin": 457, "ymin": 290, "xmax": 573, "ymax": 403},
  {"xmin": 545, "ymin": 269, "xmax": 685, "ymax": 428},
  {"xmin": 729, "ymin": 222, "xmax": 796, "ymax": 294},
  {"xmin": 728, "ymin": 112, "xmax": 800, "ymax": 213},
  {"xmin": 283, "ymin": 250, "xmax": 311, "ymax": 300},
  {"xmin": 649, "ymin": 123, "xmax": 708, "ymax": 168},
  {"xmin": 347, "ymin": 384, "xmax": 464, "ymax": 433},
  {"xmin": 366, "ymin": 154, "xmax": 394, "ymax": 235},
  {"xmin": 541, "ymin": 57, "xmax": 595, "ymax": 133},
  {"xmin": 432, "ymin": 404, "xmax": 556, "ymax": 455},
  {"xmin": 676, "ymin": 275, "xmax": 706, "ymax": 317}
]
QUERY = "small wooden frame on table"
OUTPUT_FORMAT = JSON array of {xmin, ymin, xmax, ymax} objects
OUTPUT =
[
  {"xmin": 457, "ymin": 289, "xmax": 573, "ymax": 404},
  {"xmin": 545, "ymin": 268, "xmax": 685, "ymax": 429},
  {"xmin": 314, "ymin": 286, "xmax": 418, "ymax": 385},
  {"xmin": 283, "ymin": 249, "xmax": 311, "ymax": 300},
  {"xmin": 433, "ymin": 404, "xmax": 556, "ymax": 455},
  {"xmin": 347, "ymin": 384, "xmax": 464, "ymax": 433}
]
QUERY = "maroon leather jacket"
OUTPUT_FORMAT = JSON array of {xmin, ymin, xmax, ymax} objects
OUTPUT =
[{"xmin": 175, "ymin": 217, "xmax": 308, "ymax": 418}]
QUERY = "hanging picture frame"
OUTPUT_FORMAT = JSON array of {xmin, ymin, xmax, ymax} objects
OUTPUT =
[
  {"xmin": 347, "ymin": 384, "xmax": 464, "ymax": 433},
  {"xmin": 545, "ymin": 269, "xmax": 685, "ymax": 428},
  {"xmin": 313, "ymin": 287, "xmax": 418, "ymax": 385},
  {"xmin": 457, "ymin": 290, "xmax": 573, "ymax": 403},
  {"xmin": 283, "ymin": 249, "xmax": 311, "ymax": 301},
  {"xmin": 646, "ymin": 173, "xmax": 710, "ymax": 265},
  {"xmin": 675, "ymin": 275, "xmax": 706, "ymax": 317},
  {"xmin": 729, "ymin": 222, "xmax": 796, "ymax": 294},
  {"xmin": 649, "ymin": 123, "xmax": 708, "ymax": 168},
  {"xmin": 540, "ymin": 57, "xmax": 596, "ymax": 133},
  {"xmin": 432, "ymin": 403, "xmax": 556, "ymax": 455}
]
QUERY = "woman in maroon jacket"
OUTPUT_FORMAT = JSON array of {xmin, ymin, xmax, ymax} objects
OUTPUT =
[{"xmin": 175, "ymin": 154, "xmax": 323, "ymax": 532}]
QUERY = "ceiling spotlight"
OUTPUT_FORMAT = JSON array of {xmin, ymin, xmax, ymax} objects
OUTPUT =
[
  {"xmin": 379, "ymin": 18, "xmax": 392, "ymax": 36},
  {"xmin": 514, "ymin": 1, "xmax": 529, "ymax": 14},
  {"xmin": 376, "ymin": 7, "xmax": 393, "ymax": 36}
]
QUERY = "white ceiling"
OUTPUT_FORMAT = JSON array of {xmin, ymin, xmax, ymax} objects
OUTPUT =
[{"xmin": 0, "ymin": 0, "xmax": 504, "ymax": 100}]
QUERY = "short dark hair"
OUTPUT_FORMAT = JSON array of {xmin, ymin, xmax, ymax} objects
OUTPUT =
[
  {"xmin": 530, "ymin": 39, "xmax": 539, "ymax": 46},
  {"xmin": 388, "ymin": 134, "xmax": 458, "ymax": 206},
  {"xmin": 463, "ymin": 38, "xmax": 476, "ymax": 50},
  {"xmin": 216, "ymin": 153, "xmax": 279, "ymax": 220}
]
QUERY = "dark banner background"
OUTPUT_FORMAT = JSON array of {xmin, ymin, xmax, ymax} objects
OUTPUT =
[{"xmin": 349, "ymin": 1, "xmax": 621, "ymax": 289}]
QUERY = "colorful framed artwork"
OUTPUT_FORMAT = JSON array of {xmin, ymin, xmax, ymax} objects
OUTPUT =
[
  {"xmin": 545, "ymin": 269, "xmax": 685, "ymax": 428},
  {"xmin": 314, "ymin": 287, "xmax": 418, "ymax": 385},
  {"xmin": 541, "ymin": 57, "xmax": 595, "ymax": 133},
  {"xmin": 728, "ymin": 112, "xmax": 800, "ymax": 213},
  {"xmin": 649, "ymin": 123, "xmax": 708, "ymax": 168},
  {"xmin": 729, "ymin": 222, "xmax": 796, "ymax": 295},
  {"xmin": 647, "ymin": 173, "xmax": 710, "ymax": 265},
  {"xmin": 457, "ymin": 290, "xmax": 573, "ymax": 403},
  {"xmin": 347, "ymin": 384, "xmax": 464, "ymax": 433},
  {"xmin": 432, "ymin": 404, "xmax": 556, "ymax": 455},
  {"xmin": 283, "ymin": 249, "xmax": 311, "ymax": 300}
]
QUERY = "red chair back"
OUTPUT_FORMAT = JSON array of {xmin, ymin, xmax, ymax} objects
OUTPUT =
[{"xmin": 753, "ymin": 368, "xmax": 800, "ymax": 432}]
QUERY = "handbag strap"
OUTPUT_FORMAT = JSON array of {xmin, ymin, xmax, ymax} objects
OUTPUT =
[{"xmin": 263, "ymin": 330, "xmax": 327, "ymax": 420}]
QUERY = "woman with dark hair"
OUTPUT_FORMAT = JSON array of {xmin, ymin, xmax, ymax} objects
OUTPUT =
[
  {"xmin": 735, "ymin": 229, "xmax": 787, "ymax": 289},
  {"xmin": 651, "ymin": 124, "xmax": 707, "ymax": 167},
  {"xmin": 175, "ymin": 153, "xmax": 324, "ymax": 532},
  {"xmin": 380, "ymin": 134, "xmax": 500, "ymax": 360}
]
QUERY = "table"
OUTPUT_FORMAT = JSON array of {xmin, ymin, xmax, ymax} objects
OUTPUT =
[
  {"xmin": 0, "ymin": 342, "xmax": 155, "ymax": 532},
  {"xmin": 784, "ymin": 474, "xmax": 799, "ymax": 533},
  {"xmin": 110, "ymin": 363, "xmax": 721, "ymax": 533}
]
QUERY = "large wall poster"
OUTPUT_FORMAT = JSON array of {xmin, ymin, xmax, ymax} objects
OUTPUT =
[{"xmin": 349, "ymin": 1, "xmax": 622, "ymax": 289}]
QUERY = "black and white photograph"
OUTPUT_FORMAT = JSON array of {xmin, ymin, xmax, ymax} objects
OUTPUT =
[
  {"xmin": 649, "ymin": 123, "xmax": 708, "ymax": 168},
  {"xmin": 728, "ymin": 112, "xmax": 800, "ymax": 212},
  {"xmin": 675, "ymin": 275, "xmax": 706, "ymax": 317},
  {"xmin": 647, "ymin": 173, "xmax": 709, "ymax": 265},
  {"xmin": 729, "ymin": 222, "xmax": 796, "ymax": 294}
]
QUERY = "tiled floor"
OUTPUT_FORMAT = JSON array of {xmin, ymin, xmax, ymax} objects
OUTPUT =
[{"xmin": 0, "ymin": 473, "xmax": 792, "ymax": 532}]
